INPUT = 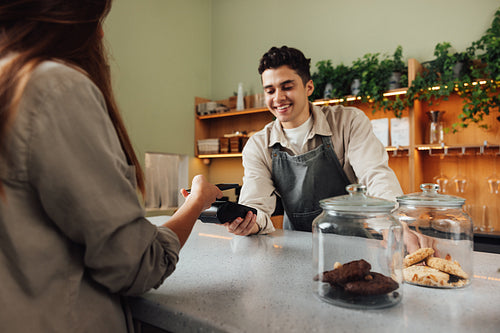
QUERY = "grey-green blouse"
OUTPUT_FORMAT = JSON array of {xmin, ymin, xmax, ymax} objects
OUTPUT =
[{"xmin": 0, "ymin": 60, "xmax": 180, "ymax": 332}]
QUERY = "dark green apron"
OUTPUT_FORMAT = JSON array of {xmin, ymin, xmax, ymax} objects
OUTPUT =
[{"xmin": 271, "ymin": 136, "xmax": 350, "ymax": 231}]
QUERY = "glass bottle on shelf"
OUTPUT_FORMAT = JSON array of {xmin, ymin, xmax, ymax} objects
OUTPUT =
[{"xmin": 427, "ymin": 110, "xmax": 445, "ymax": 144}]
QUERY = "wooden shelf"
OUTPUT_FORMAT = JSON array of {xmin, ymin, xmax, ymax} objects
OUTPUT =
[
  {"xmin": 197, "ymin": 107, "xmax": 268, "ymax": 120},
  {"xmin": 416, "ymin": 143, "xmax": 500, "ymax": 155},
  {"xmin": 199, "ymin": 147, "xmax": 408, "ymax": 160},
  {"xmin": 386, "ymin": 146, "xmax": 410, "ymax": 151},
  {"xmin": 312, "ymin": 88, "xmax": 408, "ymax": 106},
  {"xmin": 198, "ymin": 153, "xmax": 242, "ymax": 159}
]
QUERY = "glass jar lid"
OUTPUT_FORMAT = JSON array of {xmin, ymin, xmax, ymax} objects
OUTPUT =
[
  {"xmin": 396, "ymin": 183, "xmax": 465, "ymax": 207},
  {"xmin": 319, "ymin": 184, "xmax": 396, "ymax": 212}
]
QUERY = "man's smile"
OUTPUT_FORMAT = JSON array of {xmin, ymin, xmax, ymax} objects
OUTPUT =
[{"xmin": 275, "ymin": 104, "xmax": 292, "ymax": 113}]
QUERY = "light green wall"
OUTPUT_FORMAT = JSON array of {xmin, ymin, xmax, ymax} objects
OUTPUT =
[
  {"xmin": 210, "ymin": 0, "xmax": 500, "ymax": 99},
  {"xmin": 104, "ymin": 0, "xmax": 498, "ymax": 182},
  {"xmin": 105, "ymin": 0, "xmax": 211, "ymax": 164}
]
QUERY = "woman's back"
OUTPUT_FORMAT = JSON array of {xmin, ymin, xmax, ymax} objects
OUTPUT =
[{"xmin": 0, "ymin": 60, "xmax": 147, "ymax": 332}]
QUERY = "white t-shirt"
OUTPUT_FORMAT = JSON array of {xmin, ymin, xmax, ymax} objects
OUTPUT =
[{"xmin": 283, "ymin": 115, "xmax": 313, "ymax": 154}]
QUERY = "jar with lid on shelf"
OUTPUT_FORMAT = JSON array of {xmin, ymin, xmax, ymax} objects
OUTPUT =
[
  {"xmin": 312, "ymin": 184, "xmax": 403, "ymax": 309},
  {"xmin": 393, "ymin": 183, "xmax": 473, "ymax": 289}
]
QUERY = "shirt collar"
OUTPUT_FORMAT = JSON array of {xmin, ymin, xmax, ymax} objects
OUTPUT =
[{"xmin": 268, "ymin": 102, "xmax": 332, "ymax": 148}]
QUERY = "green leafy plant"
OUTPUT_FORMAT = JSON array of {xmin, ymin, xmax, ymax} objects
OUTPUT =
[
  {"xmin": 350, "ymin": 48, "xmax": 407, "ymax": 116},
  {"xmin": 455, "ymin": 82, "xmax": 499, "ymax": 131},
  {"xmin": 404, "ymin": 9, "xmax": 500, "ymax": 132},
  {"xmin": 310, "ymin": 60, "xmax": 351, "ymax": 101},
  {"xmin": 451, "ymin": 8, "xmax": 500, "ymax": 131},
  {"xmin": 310, "ymin": 60, "xmax": 334, "ymax": 101},
  {"xmin": 310, "ymin": 9, "xmax": 500, "ymax": 129},
  {"xmin": 385, "ymin": 46, "xmax": 407, "ymax": 84},
  {"xmin": 471, "ymin": 9, "xmax": 500, "ymax": 82},
  {"xmin": 405, "ymin": 41, "xmax": 476, "ymax": 118},
  {"xmin": 351, "ymin": 52, "xmax": 388, "ymax": 102},
  {"xmin": 310, "ymin": 46, "xmax": 408, "ymax": 118},
  {"xmin": 388, "ymin": 45, "xmax": 406, "ymax": 74}
]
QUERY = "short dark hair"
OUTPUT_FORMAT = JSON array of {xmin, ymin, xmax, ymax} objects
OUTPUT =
[{"xmin": 258, "ymin": 46, "xmax": 311, "ymax": 85}]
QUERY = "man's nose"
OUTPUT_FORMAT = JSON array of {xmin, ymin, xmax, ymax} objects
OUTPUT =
[{"xmin": 274, "ymin": 89, "xmax": 286, "ymax": 103}]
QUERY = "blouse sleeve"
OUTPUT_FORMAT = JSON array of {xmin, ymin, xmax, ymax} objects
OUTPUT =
[{"xmin": 24, "ymin": 63, "xmax": 179, "ymax": 295}]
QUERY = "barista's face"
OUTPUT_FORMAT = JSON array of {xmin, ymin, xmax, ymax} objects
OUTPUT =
[{"xmin": 261, "ymin": 65, "xmax": 314, "ymax": 129}]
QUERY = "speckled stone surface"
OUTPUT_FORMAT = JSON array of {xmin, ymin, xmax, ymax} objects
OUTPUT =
[{"xmin": 129, "ymin": 217, "xmax": 500, "ymax": 333}]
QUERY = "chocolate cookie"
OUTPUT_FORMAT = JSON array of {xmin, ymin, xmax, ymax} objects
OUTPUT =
[
  {"xmin": 344, "ymin": 272, "xmax": 399, "ymax": 296},
  {"xmin": 320, "ymin": 259, "xmax": 371, "ymax": 286}
]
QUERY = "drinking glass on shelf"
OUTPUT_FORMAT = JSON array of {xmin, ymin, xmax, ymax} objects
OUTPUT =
[
  {"xmin": 433, "ymin": 155, "xmax": 449, "ymax": 194},
  {"xmin": 487, "ymin": 175, "xmax": 500, "ymax": 194},
  {"xmin": 452, "ymin": 153, "xmax": 468, "ymax": 194},
  {"xmin": 465, "ymin": 204, "xmax": 480, "ymax": 232},
  {"xmin": 486, "ymin": 154, "xmax": 500, "ymax": 194},
  {"xmin": 433, "ymin": 173, "xmax": 449, "ymax": 194},
  {"xmin": 480, "ymin": 205, "xmax": 494, "ymax": 232}
]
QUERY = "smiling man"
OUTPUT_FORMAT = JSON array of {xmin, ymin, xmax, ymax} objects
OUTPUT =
[{"xmin": 223, "ymin": 46, "xmax": 403, "ymax": 235}]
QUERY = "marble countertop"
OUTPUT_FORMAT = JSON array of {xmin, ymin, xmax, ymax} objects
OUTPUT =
[{"xmin": 128, "ymin": 217, "xmax": 500, "ymax": 333}]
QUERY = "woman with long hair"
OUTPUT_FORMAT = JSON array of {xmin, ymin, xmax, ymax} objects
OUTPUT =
[{"xmin": 0, "ymin": 1, "xmax": 222, "ymax": 331}]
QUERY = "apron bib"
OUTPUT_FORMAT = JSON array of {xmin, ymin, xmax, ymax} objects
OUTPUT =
[{"xmin": 271, "ymin": 136, "xmax": 350, "ymax": 231}]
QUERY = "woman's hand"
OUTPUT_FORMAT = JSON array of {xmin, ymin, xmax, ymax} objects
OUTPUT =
[
  {"xmin": 165, "ymin": 175, "xmax": 223, "ymax": 247},
  {"xmin": 180, "ymin": 175, "xmax": 223, "ymax": 211}
]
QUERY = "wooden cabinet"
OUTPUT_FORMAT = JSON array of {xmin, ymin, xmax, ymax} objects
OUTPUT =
[
  {"xmin": 194, "ymin": 59, "xmax": 500, "ymax": 231},
  {"xmin": 194, "ymin": 97, "xmax": 274, "ymax": 158}
]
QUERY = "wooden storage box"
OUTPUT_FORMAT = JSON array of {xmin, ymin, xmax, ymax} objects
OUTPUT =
[{"xmin": 219, "ymin": 137, "xmax": 230, "ymax": 153}]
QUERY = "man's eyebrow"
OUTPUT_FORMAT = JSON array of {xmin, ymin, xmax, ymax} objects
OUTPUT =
[{"xmin": 263, "ymin": 79, "xmax": 295, "ymax": 90}]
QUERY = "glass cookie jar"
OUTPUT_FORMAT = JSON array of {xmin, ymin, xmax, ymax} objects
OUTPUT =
[
  {"xmin": 394, "ymin": 183, "xmax": 473, "ymax": 289},
  {"xmin": 312, "ymin": 184, "xmax": 403, "ymax": 309}
]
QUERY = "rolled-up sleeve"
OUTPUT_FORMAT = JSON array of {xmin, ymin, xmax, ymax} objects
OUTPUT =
[
  {"xmin": 343, "ymin": 108, "xmax": 403, "ymax": 201},
  {"xmin": 239, "ymin": 131, "xmax": 276, "ymax": 234},
  {"xmin": 24, "ymin": 63, "xmax": 178, "ymax": 295}
]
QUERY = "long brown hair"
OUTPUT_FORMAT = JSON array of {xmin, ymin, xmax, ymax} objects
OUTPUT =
[{"xmin": 0, "ymin": 0, "xmax": 145, "ymax": 196}]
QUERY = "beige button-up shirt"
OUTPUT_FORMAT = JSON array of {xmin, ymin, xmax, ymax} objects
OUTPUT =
[
  {"xmin": 0, "ymin": 60, "xmax": 180, "ymax": 332},
  {"xmin": 239, "ymin": 103, "xmax": 403, "ymax": 234}
]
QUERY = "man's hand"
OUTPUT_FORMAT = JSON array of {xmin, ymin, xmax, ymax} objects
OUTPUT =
[
  {"xmin": 402, "ymin": 222, "xmax": 440, "ymax": 257},
  {"xmin": 223, "ymin": 211, "xmax": 259, "ymax": 236}
]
